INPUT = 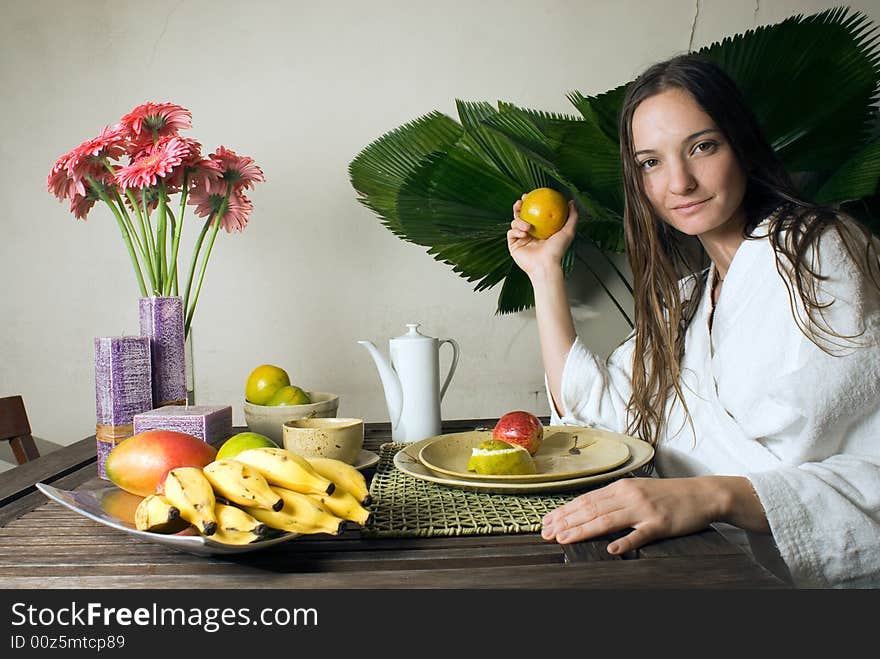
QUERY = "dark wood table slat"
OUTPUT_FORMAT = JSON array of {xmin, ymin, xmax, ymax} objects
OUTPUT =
[{"xmin": 0, "ymin": 555, "xmax": 784, "ymax": 589}]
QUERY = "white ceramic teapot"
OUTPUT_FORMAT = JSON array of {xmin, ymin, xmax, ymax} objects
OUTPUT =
[{"xmin": 359, "ymin": 323, "xmax": 459, "ymax": 443}]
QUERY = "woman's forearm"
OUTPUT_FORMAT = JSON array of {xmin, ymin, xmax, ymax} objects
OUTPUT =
[
  {"xmin": 530, "ymin": 265, "xmax": 577, "ymax": 416},
  {"xmin": 702, "ymin": 475, "xmax": 771, "ymax": 534}
]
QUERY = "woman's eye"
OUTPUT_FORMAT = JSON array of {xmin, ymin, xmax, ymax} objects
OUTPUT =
[
  {"xmin": 693, "ymin": 141, "xmax": 717, "ymax": 154},
  {"xmin": 639, "ymin": 158, "xmax": 659, "ymax": 170}
]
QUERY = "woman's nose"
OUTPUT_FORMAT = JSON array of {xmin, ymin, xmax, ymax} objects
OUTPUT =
[{"xmin": 668, "ymin": 160, "xmax": 698, "ymax": 195}]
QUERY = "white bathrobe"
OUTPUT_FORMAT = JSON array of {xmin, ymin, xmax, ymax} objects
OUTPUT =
[{"xmin": 551, "ymin": 216, "xmax": 880, "ymax": 588}]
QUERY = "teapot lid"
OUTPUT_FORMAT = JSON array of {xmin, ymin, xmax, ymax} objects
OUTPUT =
[{"xmin": 393, "ymin": 323, "xmax": 433, "ymax": 341}]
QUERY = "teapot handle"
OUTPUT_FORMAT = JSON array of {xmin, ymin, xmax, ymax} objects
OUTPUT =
[{"xmin": 438, "ymin": 338, "xmax": 460, "ymax": 401}]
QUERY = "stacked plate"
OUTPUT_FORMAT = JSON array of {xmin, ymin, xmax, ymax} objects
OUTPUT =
[{"xmin": 393, "ymin": 425, "xmax": 654, "ymax": 494}]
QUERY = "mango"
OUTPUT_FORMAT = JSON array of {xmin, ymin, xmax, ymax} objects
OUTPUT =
[{"xmin": 105, "ymin": 430, "xmax": 217, "ymax": 497}]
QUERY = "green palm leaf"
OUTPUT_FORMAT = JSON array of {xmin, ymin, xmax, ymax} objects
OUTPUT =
[
  {"xmin": 699, "ymin": 7, "xmax": 880, "ymax": 172},
  {"xmin": 349, "ymin": 111, "xmax": 462, "ymax": 236},
  {"xmin": 815, "ymin": 138, "xmax": 880, "ymax": 204}
]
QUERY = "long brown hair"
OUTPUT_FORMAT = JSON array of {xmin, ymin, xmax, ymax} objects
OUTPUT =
[{"xmin": 618, "ymin": 54, "xmax": 880, "ymax": 447}]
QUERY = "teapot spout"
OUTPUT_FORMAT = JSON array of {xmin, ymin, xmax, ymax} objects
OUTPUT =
[{"xmin": 358, "ymin": 340, "xmax": 403, "ymax": 428}]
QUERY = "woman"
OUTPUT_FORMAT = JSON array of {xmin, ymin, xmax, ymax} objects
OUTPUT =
[{"xmin": 507, "ymin": 54, "xmax": 880, "ymax": 588}]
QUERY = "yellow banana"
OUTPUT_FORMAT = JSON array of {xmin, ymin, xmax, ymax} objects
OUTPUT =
[
  {"xmin": 235, "ymin": 448, "xmax": 335, "ymax": 496},
  {"xmin": 306, "ymin": 456, "xmax": 372, "ymax": 505},
  {"xmin": 308, "ymin": 488, "xmax": 372, "ymax": 526},
  {"xmin": 162, "ymin": 467, "xmax": 217, "ymax": 536},
  {"xmin": 134, "ymin": 494, "xmax": 188, "ymax": 533},
  {"xmin": 203, "ymin": 459, "xmax": 284, "ymax": 511},
  {"xmin": 208, "ymin": 502, "xmax": 269, "ymax": 545},
  {"xmin": 243, "ymin": 486, "xmax": 345, "ymax": 536}
]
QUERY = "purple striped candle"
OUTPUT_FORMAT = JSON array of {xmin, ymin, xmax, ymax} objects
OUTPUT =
[
  {"xmin": 133, "ymin": 405, "xmax": 233, "ymax": 444},
  {"xmin": 94, "ymin": 336, "xmax": 153, "ymax": 479},
  {"xmin": 139, "ymin": 296, "xmax": 186, "ymax": 407}
]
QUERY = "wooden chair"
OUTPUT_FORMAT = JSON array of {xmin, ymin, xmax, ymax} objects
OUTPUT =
[{"xmin": 0, "ymin": 395, "xmax": 40, "ymax": 465}]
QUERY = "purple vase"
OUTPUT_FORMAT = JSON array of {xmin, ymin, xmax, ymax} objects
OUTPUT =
[{"xmin": 139, "ymin": 296, "xmax": 187, "ymax": 407}]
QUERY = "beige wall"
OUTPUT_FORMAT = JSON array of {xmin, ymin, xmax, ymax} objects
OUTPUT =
[{"xmin": 2, "ymin": 0, "xmax": 878, "ymax": 448}]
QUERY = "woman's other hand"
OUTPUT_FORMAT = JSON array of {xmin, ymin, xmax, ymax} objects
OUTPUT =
[
  {"xmin": 540, "ymin": 475, "xmax": 768, "ymax": 554},
  {"xmin": 507, "ymin": 195, "xmax": 578, "ymax": 280}
]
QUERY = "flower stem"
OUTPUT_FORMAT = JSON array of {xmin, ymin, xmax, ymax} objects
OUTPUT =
[
  {"xmin": 165, "ymin": 172, "xmax": 189, "ymax": 296},
  {"xmin": 112, "ymin": 189, "xmax": 147, "ymax": 261},
  {"xmin": 183, "ymin": 217, "xmax": 211, "ymax": 333},
  {"xmin": 156, "ymin": 183, "xmax": 168, "ymax": 293},
  {"xmin": 185, "ymin": 210, "xmax": 223, "ymax": 337},
  {"xmin": 89, "ymin": 176, "xmax": 148, "ymax": 297},
  {"xmin": 184, "ymin": 192, "xmax": 229, "ymax": 337},
  {"xmin": 141, "ymin": 189, "xmax": 160, "ymax": 292},
  {"xmin": 102, "ymin": 158, "xmax": 155, "ymax": 291},
  {"xmin": 122, "ymin": 188, "xmax": 156, "ymax": 291}
]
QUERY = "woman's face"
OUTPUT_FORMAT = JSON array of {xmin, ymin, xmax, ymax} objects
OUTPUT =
[{"xmin": 631, "ymin": 87, "xmax": 747, "ymax": 238}]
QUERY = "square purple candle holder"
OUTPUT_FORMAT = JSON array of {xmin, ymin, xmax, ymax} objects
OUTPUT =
[
  {"xmin": 133, "ymin": 405, "xmax": 233, "ymax": 444},
  {"xmin": 94, "ymin": 336, "xmax": 153, "ymax": 480},
  {"xmin": 139, "ymin": 296, "xmax": 186, "ymax": 407}
]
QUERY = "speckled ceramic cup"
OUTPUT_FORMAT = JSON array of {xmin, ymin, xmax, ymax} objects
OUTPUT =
[{"xmin": 282, "ymin": 417, "xmax": 364, "ymax": 464}]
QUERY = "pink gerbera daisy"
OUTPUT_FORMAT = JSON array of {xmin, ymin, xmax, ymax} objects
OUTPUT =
[
  {"xmin": 118, "ymin": 102, "xmax": 192, "ymax": 139},
  {"xmin": 47, "ymin": 125, "xmax": 126, "ymax": 201},
  {"xmin": 206, "ymin": 146, "xmax": 265, "ymax": 194},
  {"xmin": 69, "ymin": 191, "xmax": 98, "ymax": 220},
  {"xmin": 48, "ymin": 155, "xmax": 80, "ymax": 201},
  {"xmin": 114, "ymin": 136, "xmax": 189, "ymax": 190},
  {"xmin": 162, "ymin": 138, "xmax": 213, "ymax": 193},
  {"xmin": 188, "ymin": 183, "xmax": 254, "ymax": 233},
  {"xmin": 67, "ymin": 176, "xmax": 114, "ymax": 220}
]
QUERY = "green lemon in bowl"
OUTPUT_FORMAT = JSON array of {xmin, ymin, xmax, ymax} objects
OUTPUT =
[
  {"xmin": 265, "ymin": 385, "xmax": 312, "ymax": 406},
  {"xmin": 216, "ymin": 432, "xmax": 279, "ymax": 460}
]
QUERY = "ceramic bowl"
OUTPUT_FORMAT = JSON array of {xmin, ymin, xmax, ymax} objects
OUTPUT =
[
  {"xmin": 282, "ymin": 417, "xmax": 364, "ymax": 465},
  {"xmin": 242, "ymin": 391, "xmax": 339, "ymax": 444}
]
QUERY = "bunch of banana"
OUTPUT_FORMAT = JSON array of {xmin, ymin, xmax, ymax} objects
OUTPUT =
[{"xmin": 140, "ymin": 448, "xmax": 374, "ymax": 546}]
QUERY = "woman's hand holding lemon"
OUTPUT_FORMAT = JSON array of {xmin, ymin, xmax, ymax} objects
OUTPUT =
[
  {"xmin": 507, "ymin": 188, "xmax": 578, "ymax": 280},
  {"xmin": 507, "ymin": 189, "xmax": 579, "ymax": 419}
]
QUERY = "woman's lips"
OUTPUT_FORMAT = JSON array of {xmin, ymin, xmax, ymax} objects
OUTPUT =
[{"xmin": 672, "ymin": 198, "xmax": 711, "ymax": 215}]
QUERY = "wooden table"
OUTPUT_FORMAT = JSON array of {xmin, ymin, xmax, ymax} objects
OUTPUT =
[{"xmin": 0, "ymin": 420, "xmax": 787, "ymax": 589}]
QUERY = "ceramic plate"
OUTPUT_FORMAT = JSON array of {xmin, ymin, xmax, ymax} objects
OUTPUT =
[
  {"xmin": 36, "ymin": 482, "xmax": 301, "ymax": 557},
  {"xmin": 418, "ymin": 428, "xmax": 630, "ymax": 483},
  {"xmin": 393, "ymin": 427, "xmax": 654, "ymax": 494},
  {"xmin": 354, "ymin": 449, "xmax": 380, "ymax": 471}
]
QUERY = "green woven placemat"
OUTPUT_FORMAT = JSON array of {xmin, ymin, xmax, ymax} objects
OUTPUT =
[{"xmin": 363, "ymin": 442, "xmax": 598, "ymax": 538}]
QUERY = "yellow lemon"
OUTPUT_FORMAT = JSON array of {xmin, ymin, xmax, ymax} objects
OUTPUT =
[
  {"xmin": 245, "ymin": 364, "xmax": 290, "ymax": 405},
  {"xmin": 520, "ymin": 188, "xmax": 568, "ymax": 240}
]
